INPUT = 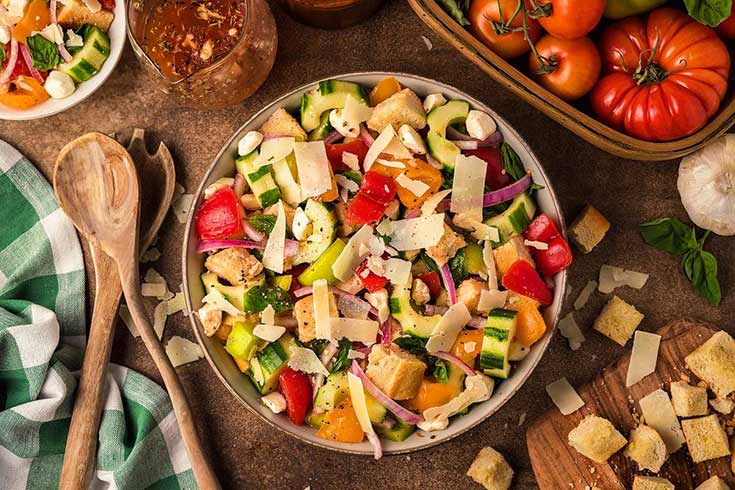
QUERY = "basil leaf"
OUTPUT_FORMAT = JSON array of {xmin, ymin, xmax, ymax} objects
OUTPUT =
[
  {"xmin": 0, "ymin": 46, "xmax": 5, "ymax": 68},
  {"xmin": 330, "ymin": 338, "xmax": 353, "ymax": 373},
  {"xmin": 420, "ymin": 252, "xmax": 440, "ymax": 274},
  {"xmin": 26, "ymin": 34, "xmax": 61, "ymax": 72},
  {"xmin": 243, "ymin": 285, "xmax": 294, "ymax": 313},
  {"xmin": 683, "ymin": 0, "xmax": 733, "ymax": 27},
  {"xmin": 308, "ymin": 339, "xmax": 330, "ymax": 357},
  {"xmin": 430, "ymin": 358, "xmax": 449, "ymax": 383},
  {"xmin": 684, "ymin": 250, "xmax": 721, "ymax": 306},
  {"xmin": 247, "ymin": 214, "xmax": 276, "ymax": 234},
  {"xmin": 436, "ymin": 0, "xmax": 470, "ymax": 25},
  {"xmin": 393, "ymin": 336, "xmax": 427, "ymax": 355},
  {"xmin": 448, "ymin": 248, "xmax": 468, "ymax": 286},
  {"xmin": 640, "ymin": 218, "xmax": 697, "ymax": 256},
  {"xmin": 342, "ymin": 170, "xmax": 363, "ymax": 185},
  {"xmin": 500, "ymin": 143, "xmax": 526, "ymax": 181}
]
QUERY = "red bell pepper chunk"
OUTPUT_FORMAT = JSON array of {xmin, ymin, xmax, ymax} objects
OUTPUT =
[
  {"xmin": 523, "ymin": 213, "xmax": 560, "ymax": 243},
  {"xmin": 360, "ymin": 171, "xmax": 396, "ymax": 205},
  {"xmin": 326, "ymin": 139, "xmax": 369, "ymax": 173},
  {"xmin": 278, "ymin": 367, "xmax": 312, "ymax": 426},
  {"xmin": 195, "ymin": 187, "xmax": 243, "ymax": 240},
  {"xmin": 465, "ymin": 147, "xmax": 512, "ymax": 191},
  {"xmin": 534, "ymin": 236, "xmax": 573, "ymax": 277},
  {"xmin": 501, "ymin": 260, "xmax": 553, "ymax": 306},
  {"xmin": 346, "ymin": 193, "xmax": 386, "ymax": 225},
  {"xmin": 416, "ymin": 271, "xmax": 442, "ymax": 300},
  {"xmin": 356, "ymin": 261, "xmax": 389, "ymax": 292}
]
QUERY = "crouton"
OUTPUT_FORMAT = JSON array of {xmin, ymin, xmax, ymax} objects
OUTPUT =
[
  {"xmin": 624, "ymin": 425, "xmax": 668, "ymax": 473},
  {"xmin": 412, "ymin": 278, "xmax": 431, "ymax": 305},
  {"xmin": 493, "ymin": 236, "xmax": 535, "ymax": 277},
  {"xmin": 456, "ymin": 278, "xmax": 486, "ymax": 314},
  {"xmin": 365, "ymin": 344, "xmax": 426, "ymax": 400},
  {"xmin": 204, "ymin": 248, "xmax": 263, "ymax": 285},
  {"xmin": 293, "ymin": 294, "xmax": 337, "ymax": 343},
  {"xmin": 198, "ymin": 303, "xmax": 222, "ymax": 337},
  {"xmin": 568, "ymin": 204, "xmax": 610, "ymax": 254},
  {"xmin": 367, "ymin": 88, "xmax": 427, "ymax": 132},
  {"xmin": 567, "ymin": 415, "xmax": 627, "ymax": 464},
  {"xmin": 56, "ymin": 0, "xmax": 114, "ymax": 30},
  {"xmin": 696, "ymin": 476, "xmax": 731, "ymax": 490},
  {"xmin": 685, "ymin": 331, "xmax": 735, "ymax": 398},
  {"xmin": 334, "ymin": 201, "xmax": 357, "ymax": 237},
  {"xmin": 426, "ymin": 223, "xmax": 466, "ymax": 267},
  {"xmin": 710, "ymin": 397, "xmax": 735, "ymax": 415},
  {"xmin": 681, "ymin": 415, "xmax": 731, "ymax": 463},
  {"xmin": 214, "ymin": 313, "xmax": 236, "ymax": 343},
  {"xmin": 259, "ymin": 108, "xmax": 307, "ymax": 141},
  {"xmin": 670, "ymin": 381, "xmax": 708, "ymax": 417},
  {"xmin": 466, "ymin": 446, "xmax": 514, "ymax": 490},
  {"xmin": 633, "ymin": 476, "xmax": 675, "ymax": 490},
  {"xmin": 593, "ymin": 295, "xmax": 644, "ymax": 346}
]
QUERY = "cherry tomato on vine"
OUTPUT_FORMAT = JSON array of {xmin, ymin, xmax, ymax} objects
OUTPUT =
[
  {"xmin": 468, "ymin": 0, "xmax": 542, "ymax": 60},
  {"xmin": 525, "ymin": 0, "xmax": 604, "ymax": 39},
  {"xmin": 529, "ymin": 35, "xmax": 600, "ymax": 101}
]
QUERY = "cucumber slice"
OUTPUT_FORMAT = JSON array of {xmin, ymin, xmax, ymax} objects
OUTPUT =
[
  {"xmin": 426, "ymin": 100, "xmax": 470, "ymax": 172},
  {"xmin": 464, "ymin": 242, "xmax": 485, "ymax": 275},
  {"xmin": 235, "ymin": 151, "xmax": 282, "ymax": 208},
  {"xmin": 480, "ymin": 309, "xmax": 518, "ymax": 379},
  {"xmin": 272, "ymin": 154, "xmax": 301, "ymax": 207},
  {"xmin": 300, "ymin": 80, "xmax": 369, "ymax": 132},
  {"xmin": 484, "ymin": 193, "xmax": 537, "ymax": 245},
  {"xmin": 59, "ymin": 26, "xmax": 110, "ymax": 83},
  {"xmin": 377, "ymin": 418, "xmax": 415, "ymax": 442},
  {"xmin": 297, "ymin": 238, "xmax": 346, "ymax": 286},
  {"xmin": 200, "ymin": 271, "xmax": 265, "ymax": 311},
  {"xmin": 308, "ymin": 112, "xmax": 333, "ymax": 141},
  {"xmin": 306, "ymin": 410, "xmax": 327, "ymax": 429},
  {"xmin": 390, "ymin": 277, "xmax": 441, "ymax": 339},
  {"xmin": 293, "ymin": 199, "xmax": 337, "ymax": 265},
  {"xmin": 314, "ymin": 372, "xmax": 350, "ymax": 411},
  {"xmin": 225, "ymin": 321, "xmax": 261, "ymax": 361},
  {"xmin": 249, "ymin": 333, "xmax": 298, "ymax": 394}
]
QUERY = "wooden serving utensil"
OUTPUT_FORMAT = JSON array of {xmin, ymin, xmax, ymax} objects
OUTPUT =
[
  {"xmin": 54, "ymin": 132, "xmax": 221, "ymax": 490},
  {"xmin": 58, "ymin": 130, "xmax": 176, "ymax": 490}
]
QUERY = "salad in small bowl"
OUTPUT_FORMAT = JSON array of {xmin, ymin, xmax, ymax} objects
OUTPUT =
[
  {"xmin": 0, "ymin": 0, "xmax": 124, "ymax": 120},
  {"xmin": 183, "ymin": 73, "xmax": 571, "ymax": 457}
]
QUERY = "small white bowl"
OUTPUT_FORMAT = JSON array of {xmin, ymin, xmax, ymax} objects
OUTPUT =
[
  {"xmin": 0, "ymin": 0, "xmax": 126, "ymax": 121},
  {"xmin": 182, "ymin": 72, "xmax": 568, "ymax": 455}
]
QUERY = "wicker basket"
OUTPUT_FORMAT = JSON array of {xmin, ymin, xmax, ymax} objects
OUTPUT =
[{"xmin": 409, "ymin": 0, "xmax": 735, "ymax": 161}]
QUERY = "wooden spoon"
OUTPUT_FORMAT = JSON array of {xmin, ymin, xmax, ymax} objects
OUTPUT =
[
  {"xmin": 59, "ymin": 130, "xmax": 176, "ymax": 490},
  {"xmin": 54, "ymin": 132, "xmax": 221, "ymax": 490}
]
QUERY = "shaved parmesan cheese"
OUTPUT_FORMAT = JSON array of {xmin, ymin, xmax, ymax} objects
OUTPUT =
[
  {"xmin": 598, "ymin": 265, "xmax": 650, "ymax": 293},
  {"xmin": 348, "ymin": 349, "xmax": 366, "ymax": 359},
  {"xmin": 477, "ymin": 289, "xmax": 507, "ymax": 314},
  {"xmin": 365, "ymin": 126, "xmax": 411, "ymax": 171},
  {"xmin": 119, "ymin": 304, "xmax": 140, "ymax": 338},
  {"xmin": 639, "ymin": 389, "xmax": 685, "ymax": 453},
  {"xmin": 288, "ymin": 346, "xmax": 329, "ymax": 376},
  {"xmin": 172, "ymin": 194, "xmax": 194, "ymax": 224},
  {"xmin": 250, "ymin": 357, "xmax": 265, "ymax": 385},
  {"xmin": 452, "ymin": 213, "xmax": 499, "ymax": 242},
  {"xmin": 483, "ymin": 241, "xmax": 498, "ymax": 290},
  {"xmin": 425, "ymin": 302, "xmax": 471, "ymax": 353},
  {"xmin": 375, "ymin": 213, "xmax": 446, "ymax": 251},
  {"xmin": 421, "ymin": 188, "xmax": 452, "ymax": 216},
  {"xmin": 202, "ymin": 288, "xmax": 241, "ymax": 317},
  {"xmin": 166, "ymin": 336, "xmax": 204, "ymax": 367},
  {"xmin": 335, "ymin": 174, "xmax": 359, "ymax": 193},
  {"xmin": 558, "ymin": 312, "xmax": 585, "ymax": 351},
  {"xmin": 376, "ymin": 158, "xmax": 406, "ymax": 169},
  {"xmin": 545, "ymin": 378, "xmax": 584, "ymax": 415},
  {"xmin": 153, "ymin": 301, "xmax": 168, "ymax": 340},
  {"xmin": 253, "ymin": 137, "xmax": 295, "ymax": 168},
  {"xmin": 524, "ymin": 239, "xmax": 549, "ymax": 251},
  {"xmin": 294, "ymin": 141, "xmax": 332, "ymax": 199},
  {"xmin": 253, "ymin": 324, "xmax": 286, "ymax": 342},
  {"xmin": 142, "ymin": 282, "xmax": 168, "ymax": 297},
  {"xmin": 329, "ymin": 317, "xmax": 379, "ymax": 345},
  {"xmin": 347, "ymin": 372, "xmax": 376, "ymax": 435},
  {"xmin": 383, "ymin": 139, "xmax": 412, "ymax": 160},
  {"xmin": 574, "ymin": 280, "xmax": 597, "ymax": 310},
  {"xmin": 366, "ymin": 257, "xmax": 412, "ymax": 285},
  {"xmin": 261, "ymin": 305, "xmax": 276, "ymax": 325},
  {"xmin": 82, "ymin": 0, "xmax": 102, "ymax": 13},
  {"xmin": 368, "ymin": 235, "xmax": 386, "ymax": 257},
  {"xmin": 365, "ymin": 290, "xmax": 390, "ymax": 323},
  {"xmin": 140, "ymin": 246, "xmax": 161, "ymax": 263},
  {"xmin": 626, "ymin": 331, "xmax": 661, "ymax": 387},
  {"xmin": 451, "ymin": 154, "xmax": 487, "ymax": 223},
  {"xmin": 342, "ymin": 152, "xmax": 360, "ymax": 171},
  {"xmin": 262, "ymin": 201, "xmax": 286, "ymax": 273},
  {"xmin": 343, "ymin": 95, "xmax": 373, "ymax": 126},
  {"xmin": 313, "ymin": 279, "xmax": 332, "ymax": 340},
  {"xmin": 420, "ymin": 374, "xmax": 494, "ymax": 431},
  {"xmin": 272, "ymin": 159, "xmax": 302, "ymax": 206},
  {"xmin": 332, "ymin": 225, "xmax": 374, "ymax": 281},
  {"xmin": 166, "ymin": 292, "xmax": 186, "ymax": 315},
  {"xmin": 396, "ymin": 173, "xmax": 430, "ymax": 197}
]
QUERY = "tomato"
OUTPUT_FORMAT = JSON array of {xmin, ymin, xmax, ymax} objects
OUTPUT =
[
  {"xmin": 590, "ymin": 8, "xmax": 730, "ymax": 142},
  {"xmin": 355, "ymin": 261, "xmax": 389, "ymax": 292},
  {"xmin": 360, "ymin": 170, "xmax": 396, "ymax": 205},
  {"xmin": 534, "ymin": 236, "xmax": 573, "ymax": 276},
  {"xmin": 346, "ymin": 193, "xmax": 386, "ymax": 225},
  {"xmin": 468, "ymin": 0, "xmax": 542, "ymax": 60},
  {"xmin": 194, "ymin": 187, "xmax": 243, "ymax": 240},
  {"xmin": 0, "ymin": 76, "xmax": 49, "ymax": 110},
  {"xmin": 523, "ymin": 213, "xmax": 560, "ymax": 242},
  {"xmin": 416, "ymin": 271, "xmax": 442, "ymax": 300},
  {"xmin": 527, "ymin": 0, "xmax": 604, "ymax": 39},
  {"xmin": 716, "ymin": 3, "xmax": 735, "ymax": 40},
  {"xmin": 529, "ymin": 35, "xmax": 600, "ymax": 102},
  {"xmin": 326, "ymin": 139, "xmax": 369, "ymax": 173},
  {"xmin": 464, "ymin": 147, "xmax": 511, "ymax": 190},
  {"xmin": 12, "ymin": 0, "xmax": 51, "ymax": 43},
  {"xmin": 501, "ymin": 260, "xmax": 552, "ymax": 305},
  {"xmin": 279, "ymin": 368, "xmax": 312, "ymax": 426}
]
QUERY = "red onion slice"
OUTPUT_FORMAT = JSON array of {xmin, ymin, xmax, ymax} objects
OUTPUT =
[
  {"xmin": 50, "ymin": 0, "xmax": 57, "ymax": 22},
  {"xmin": 482, "ymin": 174, "xmax": 532, "ymax": 208},
  {"xmin": 447, "ymin": 126, "xmax": 503, "ymax": 147},
  {"xmin": 380, "ymin": 317, "xmax": 392, "ymax": 345},
  {"xmin": 0, "ymin": 39, "xmax": 19, "ymax": 86},
  {"xmin": 323, "ymin": 130, "xmax": 342, "ymax": 145},
  {"xmin": 424, "ymin": 305, "xmax": 485, "ymax": 328},
  {"xmin": 241, "ymin": 219, "xmax": 265, "ymax": 242},
  {"xmin": 367, "ymin": 431, "xmax": 383, "ymax": 460},
  {"xmin": 19, "ymin": 44, "xmax": 45, "ymax": 84},
  {"xmin": 196, "ymin": 239, "xmax": 264, "ymax": 253},
  {"xmin": 58, "ymin": 44, "xmax": 72, "ymax": 63},
  {"xmin": 359, "ymin": 125, "xmax": 374, "ymax": 147},
  {"xmin": 293, "ymin": 286, "xmax": 377, "ymax": 316},
  {"xmin": 350, "ymin": 360, "xmax": 422, "ymax": 425},
  {"xmin": 440, "ymin": 263, "xmax": 456, "ymax": 305},
  {"xmin": 284, "ymin": 239, "xmax": 298, "ymax": 258},
  {"xmin": 232, "ymin": 173, "xmax": 247, "ymax": 199},
  {"xmin": 432, "ymin": 351, "xmax": 476, "ymax": 377},
  {"xmin": 450, "ymin": 140, "xmax": 478, "ymax": 151}
]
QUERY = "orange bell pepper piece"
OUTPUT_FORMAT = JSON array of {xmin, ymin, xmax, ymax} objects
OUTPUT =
[
  {"xmin": 372, "ymin": 157, "xmax": 442, "ymax": 209},
  {"xmin": 12, "ymin": 0, "xmax": 51, "ymax": 43},
  {"xmin": 318, "ymin": 164, "xmax": 339, "ymax": 202},
  {"xmin": 369, "ymin": 77, "xmax": 401, "ymax": 106},
  {"xmin": 316, "ymin": 398, "xmax": 365, "ymax": 443},
  {"xmin": 506, "ymin": 293, "xmax": 547, "ymax": 347},
  {"xmin": 402, "ymin": 378, "xmax": 462, "ymax": 412},
  {"xmin": 451, "ymin": 329, "xmax": 483, "ymax": 364},
  {"xmin": 0, "ymin": 76, "xmax": 49, "ymax": 110}
]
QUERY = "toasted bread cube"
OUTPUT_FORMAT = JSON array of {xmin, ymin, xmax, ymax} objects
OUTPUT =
[
  {"xmin": 205, "ymin": 248, "xmax": 263, "ymax": 285},
  {"xmin": 367, "ymin": 88, "xmax": 427, "ymax": 132},
  {"xmin": 633, "ymin": 476, "xmax": 675, "ymax": 490},
  {"xmin": 696, "ymin": 476, "xmax": 731, "ymax": 490},
  {"xmin": 670, "ymin": 381, "xmax": 708, "ymax": 417},
  {"xmin": 426, "ymin": 223, "xmax": 466, "ymax": 267},
  {"xmin": 365, "ymin": 344, "xmax": 426, "ymax": 400},
  {"xmin": 56, "ymin": 0, "xmax": 114, "ymax": 30},
  {"xmin": 568, "ymin": 415, "xmax": 627, "ymax": 464},
  {"xmin": 568, "ymin": 205, "xmax": 610, "ymax": 254},
  {"xmin": 682, "ymin": 415, "xmax": 731, "ymax": 463},
  {"xmin": 293, "ymin": 294, "xmax": 337, "ymax": 343},
  {"xmin": 593, "ymin": 296, "xmax": 644, "ymax": 346},
  {"xmin": 685, "ymin": 331, "xmax": 735, "ymax": 398},
  {"xmin": 466, "ymin": 447, "xmax": 514, "ymax": 490},
  {"xmin": 259, "ymin": 108, "xmax": 307, "ymax": 141},
  {"xmin": 624, "ymin": 425, "xmax": 668, "ymax": 473},
  {"xmin": 493, "ymin": 236, "xmax": 535, "ymax": 277}
]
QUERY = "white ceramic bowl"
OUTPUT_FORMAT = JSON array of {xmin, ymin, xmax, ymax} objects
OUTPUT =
[
  {"xmin": 183, "ymin": 72, "xmax": 567, "ymax": 455},
  {"xmin": 0, "ymin": 1, "xmax": 126, "ymax": 121}
]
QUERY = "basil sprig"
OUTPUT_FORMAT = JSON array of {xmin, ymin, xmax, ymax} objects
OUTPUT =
[
  {"xmin": 640, "ymin": 218, "xmax": 721, "ymax": 305},
  {"xmin": 683, "ymin": 0, "xmax": 733, "ymax": 27},
  {"xmin": 26, "ymin": 34, "xmax": 61, "ymax": 72}
]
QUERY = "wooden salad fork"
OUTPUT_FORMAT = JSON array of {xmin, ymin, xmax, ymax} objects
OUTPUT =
[{"xmin": 54, "ymin": 132, "xmax": 221, "ymax": 490}]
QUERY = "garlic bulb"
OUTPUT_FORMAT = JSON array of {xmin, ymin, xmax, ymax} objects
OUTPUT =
[{"xmin": 678, "ymin": 134, "xmax": 735, "ymax": 236}]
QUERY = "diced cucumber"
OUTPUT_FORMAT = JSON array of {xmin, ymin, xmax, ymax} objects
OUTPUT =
[
  {"xmin": 225, "ymin": 321, "xmax": 261, "ymax": 361},
  {"xmin": 426, "ymin": 100, "xmax": 470, "ymax": 172},
  {"xmin": 300, "ymin": 80, "xmax": 369, "ymax": 132},
  {"xmin": 293, "ymin": 199, "xmax": 337, "ymax": 265},
  {"xmin": 59, "ymin": 26, "xmax": 110, "ymax": 83},
  {"xmin": 308, "ymin": 112, "xmax": 333, "ymax": 141},
  {"xmin": 365, "ymin": 392, "xmax": 387, "ymax": 424},
  {"xmin": 314, "ymin": 372, "xmax": 349, "ymax": 411},
  {"xmin": 377, "ymin": 418, "xmax": 415, "ymax": 442},
  {"xmin": 248, "ymin": 333, "xmax": 298, "ymax": 394},
  {"xmin": 306, "ymin": 410, "xmax": 327, "ymax": 429},
  {"xmin": 200, "ymin": 272, "xmax": 265, "ymax": 311},
  {"xmin": 272, "ymin": 154, "xmax": 302, "ymax": 207},
  {"xmin": 480, "ymin": 309, "xmax": 517, "ymax": 379},
  {"xmin": 273, "ymin": 275, "xmax": 292, "ymax": 291},
  {"xmin": 390, "ymin": 277, "xmax": 441, "ymax": 339},
  {"xmin": 464, "ymin": 242, "xmax": 485, "ymax": 275},
  {"xmin": 297, "ymin": 238, "xmax": 345, "ymax": 286},
  {"xmin": 484, "ymin": 193, "xmax": 536, "ymax": 245},
  {"xmin": 236, "ymin": 151, "xmax": 282, "ymax": 208}
]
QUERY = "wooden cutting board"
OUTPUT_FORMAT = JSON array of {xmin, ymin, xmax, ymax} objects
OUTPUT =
[{"xmin": 527, "ymin": 320, "xmax": 734, "ymax": 490}]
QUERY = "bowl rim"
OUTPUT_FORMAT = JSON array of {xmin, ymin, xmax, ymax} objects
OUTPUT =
[{"xmin": 182, "ymin": 71, "xmax": 567, "ymax": 455}]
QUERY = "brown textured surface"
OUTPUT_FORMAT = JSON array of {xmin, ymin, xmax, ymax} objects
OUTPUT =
[{"xmin": 2, "ymin": 1, "xmax": 734, "ymax": 488}]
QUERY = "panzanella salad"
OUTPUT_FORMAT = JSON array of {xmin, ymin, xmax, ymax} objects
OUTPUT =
[
  {"xmin": 193, "ymin": 77, "xmax": 573, "ymax": 458},
  {"xmin": 0, "ymin": 0, "xmax": 114, "ymax": 109}
]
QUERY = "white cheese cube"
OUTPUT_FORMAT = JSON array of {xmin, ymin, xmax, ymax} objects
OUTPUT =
[
  {"xmin": 237, "ymin": 131, "xmax": 263, "ymax": 157},
  {"xmin": 260, "ymin": 392, "xmax": 287, "ymax": 414},
  {"xmin": 44, "ymin": 71, "xmax": 76, "ymax": 99},
  {"xmin": 423, "ymin": 93, "xmax": 446, "ymax": 113},
  {"xmin": 466, "ymin": 110, "xmax": 496, "ymax": 140}
]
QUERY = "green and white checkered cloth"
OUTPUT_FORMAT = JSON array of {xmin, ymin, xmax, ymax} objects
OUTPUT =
[{"xmin": 0, "ymin": 140, "xmax": 197, "ymax": 490}]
